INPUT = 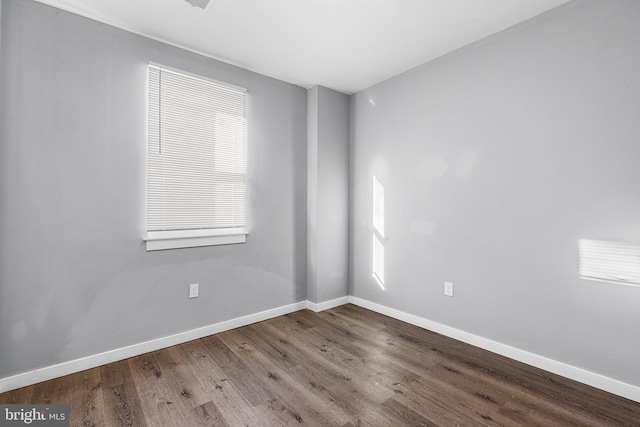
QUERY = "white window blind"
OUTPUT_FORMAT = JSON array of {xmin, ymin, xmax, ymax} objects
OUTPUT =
[
  {"xmin": 146, "ymin": 64, "xmax": 247, "ymax": 250},
  {"xmin": 578, "ymin": 239, "xmax": 640, "ymax": 286}
]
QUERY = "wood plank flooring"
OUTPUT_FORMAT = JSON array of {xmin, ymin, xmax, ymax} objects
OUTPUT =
[{"xmin": 2, "ymin": 304, "xmax": 639, "ymax": 426}]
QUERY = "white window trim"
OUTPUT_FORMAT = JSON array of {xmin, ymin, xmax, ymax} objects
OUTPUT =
[
  {"xmin": 144, "ymin": 228, "xmax": 248, "ymax": 251},
  {"xmin": 149, "ymin": 62, "xmax": 248, "ymax": 93}
]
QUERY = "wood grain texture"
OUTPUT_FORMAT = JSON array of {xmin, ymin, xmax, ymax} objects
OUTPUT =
[{"xmin": 2, "ymin": 304, "xmax": 639, "ymax": 426}]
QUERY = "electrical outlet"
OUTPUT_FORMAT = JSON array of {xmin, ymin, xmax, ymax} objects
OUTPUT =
[
  {"xmin": 189, "ymin": 283, "xmax": 199, "ymax": 299},
  {"xmin": 444, "ymin": 282, "xmax": 454, "ymax": 297}
]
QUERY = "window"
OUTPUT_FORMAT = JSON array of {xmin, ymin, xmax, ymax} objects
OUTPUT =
[{"xmin": 145, "ymin": 64, "xmax": 247, "ymax": 251}]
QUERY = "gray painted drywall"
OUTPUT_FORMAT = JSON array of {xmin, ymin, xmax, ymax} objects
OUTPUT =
[
  {"xmin": 350, "ymin": 0, "xmax": 640, "ymax": 387},
  {"xmin": 307, "ymin": 86, "xmax": 350, "ymax": 304},
  {"xmin": 0, "ymin": 0, "xmax": 307, "ymax": 379},
  {"xmin": 307, "ymin": 87, "xmax": 320, "ymax": 303}
]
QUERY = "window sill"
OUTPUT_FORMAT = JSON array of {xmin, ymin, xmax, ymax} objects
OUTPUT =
[{"xmin": 144, "ymin": 228, "xmax": 247, "ymax": 251}]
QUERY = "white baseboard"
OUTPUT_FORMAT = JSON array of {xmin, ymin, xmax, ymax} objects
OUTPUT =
[
  {"xmin": 306, "ymin": 296, "xmax": 350, "ymax": 312},
  {"xmin": 0, "ymin": 301, "xmax": 307, "ymax": 393},
  {"xmin": 349, "ymin": 296, "xmax": 640, "ymax": 403},
  {"xmin": 3, "ymin": 296, "xmax": 639, "ymax": 404}
]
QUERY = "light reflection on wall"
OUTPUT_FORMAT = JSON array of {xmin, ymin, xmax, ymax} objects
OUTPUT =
[
  {"xmin": 373, "ymin": 176, "xmax": 385, "ymax": 289},
  {"xmin": 579, "ymin": 239, "xmax": 640, "ymax": 286}
]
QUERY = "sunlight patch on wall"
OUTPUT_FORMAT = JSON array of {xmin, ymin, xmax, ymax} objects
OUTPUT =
[
  {"xmin": 373, "ymin": 176, "xmax": 385, "ymax": 289},
  {"xmin": 373, "ymin": 234, "xmax": 385, "ymax": 289},
  {"xmin": 373, "ymin": 176, "xmax": 385, "ymax": 237},
  {"xmin": 578, "ymin": 239, "xmax": 640, "ymax": 286},
  {"xmin": 455, "ymin": 147, "xmax": 478, "ymax": 179},
  {"xmin": 416, "ymin": 156, "xmax": 449, "ymax": 180}
]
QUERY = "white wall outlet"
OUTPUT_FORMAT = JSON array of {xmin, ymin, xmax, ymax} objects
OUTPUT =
[
  {"xmin": 189, "ymin": 283, "xmax": 199, "ymax": 299},
  {"xmin": 444, "ymin": 281, "xmax": 454, "ymax": 297}
]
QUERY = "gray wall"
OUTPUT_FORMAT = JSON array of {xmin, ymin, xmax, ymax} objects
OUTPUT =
[
  {"xmin": 3, "ymin": 0, "xmax": 640, "ymax": 391},
  {"xmin": 350, "ymin": 0, "xmax": 640, "ymax": 387},
  {"xmin": 0, "ymin": 0, "xmax": 307, "ymax": 379},
  {"xmin": 307, "ymin": 86, "xmax": 350, "ymax": 303}
]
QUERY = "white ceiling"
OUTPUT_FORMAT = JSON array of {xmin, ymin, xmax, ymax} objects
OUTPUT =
[{"xmin": 33, "ymin": 0, "xmax": 570, "ymax": 94}]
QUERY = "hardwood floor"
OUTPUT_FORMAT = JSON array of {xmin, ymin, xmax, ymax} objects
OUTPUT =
[{"xmin": 2, "ymin": 304, "xmax": 639, "ymax": 426}]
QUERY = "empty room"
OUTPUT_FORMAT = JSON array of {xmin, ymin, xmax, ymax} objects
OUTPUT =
[{"xmin": 1, "ymin": 0, "xmax": 640, "ymax": 425}]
